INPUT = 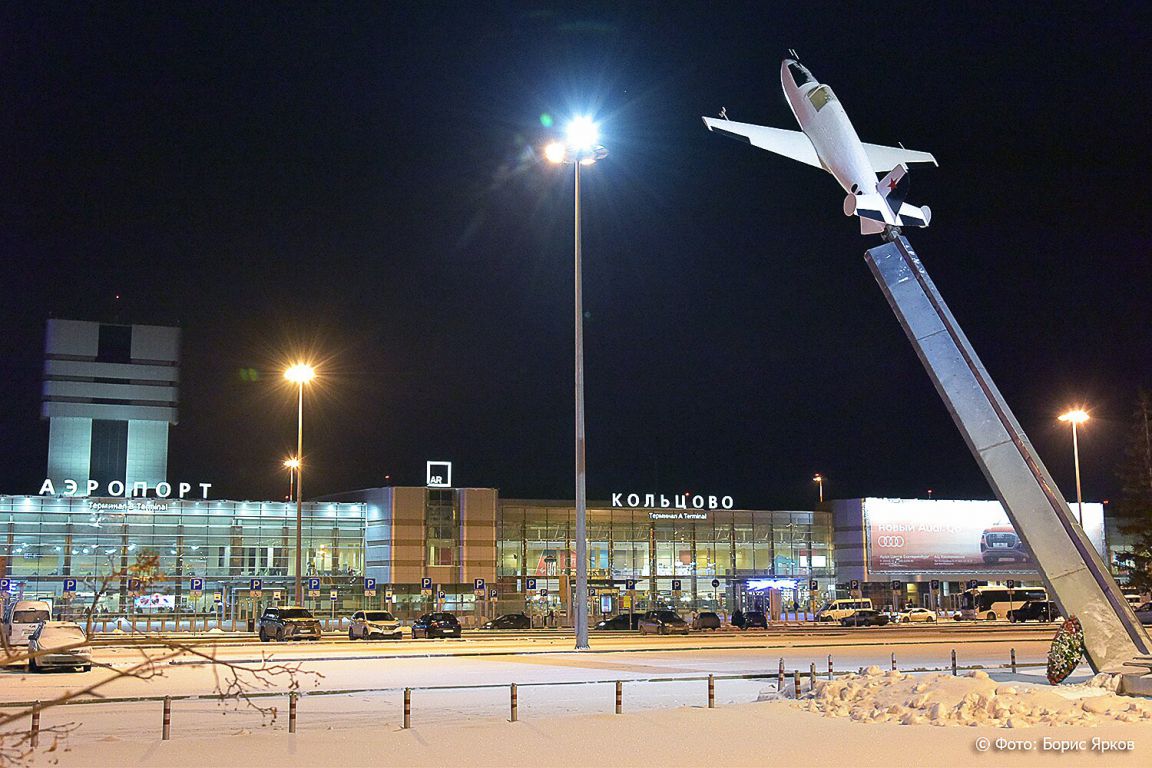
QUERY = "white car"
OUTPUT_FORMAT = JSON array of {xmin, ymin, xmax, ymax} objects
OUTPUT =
[
  {"xmin": 28, "ymin": 621, "xmax": 92, "ymax": 672},
  {"xmin": 348, "ymin": 610, "xmax": 404, "ymax": 640},
  {"xmin": 898, "ymin": 608, "xmax": 938, "ymax": 623}
]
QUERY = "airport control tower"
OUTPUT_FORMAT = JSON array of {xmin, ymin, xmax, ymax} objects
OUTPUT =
[{"xmin": 41, "ymin": 319, "xmax": 180, "ymax": 496}]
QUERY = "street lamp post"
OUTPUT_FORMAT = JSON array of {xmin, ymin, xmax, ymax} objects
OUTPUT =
[
  {"xmin": 1058, "ymin": 409, "xmax": 1089, "ymax": 526},
  {"xmin": 546, "ymin": 118, "xmax": 607, "ymax": 651},
  {"xmin": 285, "ymin": 364, "xmax": 316, "ymax": 604},
  {"xmin": 284, "ymin": 458, "xmax": 299, "ymax": 503},
  {"xmin": 812, "ymin": 473, "xmax": 824, "ymax": 504}
]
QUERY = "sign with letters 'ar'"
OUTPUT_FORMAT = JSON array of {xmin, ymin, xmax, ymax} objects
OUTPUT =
[{"xmin": 426, "ymin": 461, "xmax": 452, "ymax": 488}]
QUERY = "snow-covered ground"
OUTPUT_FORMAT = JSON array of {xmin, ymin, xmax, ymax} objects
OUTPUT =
[
  {"xmin": 8, "ymin": 636, "xmax": 1149, "ymax": 766},
  {"xmin": 24, "ymin": 667, "xmax": 1152, "ymax": 768}
]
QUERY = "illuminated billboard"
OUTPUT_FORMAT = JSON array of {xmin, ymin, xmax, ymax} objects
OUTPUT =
[{"xmin": 862, "ymin": 498, "xmax": 1105, "ymax": 574}]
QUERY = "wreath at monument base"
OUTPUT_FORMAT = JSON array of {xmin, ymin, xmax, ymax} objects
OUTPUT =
[{"xmin": 1046, "ymin": 615, "xmax": 1084, "ymax": 685}]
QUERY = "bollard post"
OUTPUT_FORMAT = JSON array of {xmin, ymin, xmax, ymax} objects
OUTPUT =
[
  {"xmin": 30, "ymin": 701, "xmax": 40, "ymax": 748},
  {"xmin": 162, "ymin": 696, "xmax": 171, "ymax": 740},
  {"xmin": 1010, "ymin": 647, "xmax": 1017, "ymax": 674},
  {"xmin": 615, "ymin": 681, "xmax": 622, "ymax": 714},
  {"xmin": 951, "ymin": 649, "xmax": 957, "ymax": 676},
  {"xmin": 289, "ymin": 692, "xmax": 298, "ymax": 733},
  {"xmin": 827, "ymin": 654, "xmax": 833, "ymax": 680},
  {"xmin": 777, "ymin": 658, "xmax": 785, "ymax": 691},
  {"xmin": 793, "ymin": 670, "xmax": 801, "ymax": 698},
  {"xmin": 403, "ymin": 688, "xmax": 411, "ymax": 729},
  {"xmin": 510, "ymin": 683, "xmax": 518, "ymax": 722},
  {"xmin": 810, "ymin": 662, "xmax": 817, "ymax": 690},
  {"xmin": 891, "ymin": 652, "xmax": 896, "ymax": 671},
  {"xmin": 707, "ymin": 674, "xmax": 715, "ymax": 709}
]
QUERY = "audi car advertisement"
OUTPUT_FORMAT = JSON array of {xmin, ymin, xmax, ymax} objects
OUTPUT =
[{"xmin": 861, "ymin": 498, "xmax": 1105, "ymax": 574}]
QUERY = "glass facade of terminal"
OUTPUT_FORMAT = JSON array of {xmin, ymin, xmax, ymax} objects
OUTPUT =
[
  {"xmin": 0, "ymin": 496, "xmax": 366, "ymax": 614},
  {"xmin": 494, "ymin": 502, "xmax": 834, "ymax": 617}
]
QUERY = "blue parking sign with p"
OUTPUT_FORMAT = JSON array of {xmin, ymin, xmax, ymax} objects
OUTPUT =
[
  {"xmin": 625, "ymin": 579, "xmax": 636, "ymax": 590},
  {"xmin": 250, "ymin": 578, "xmax": 262, "ymax": 591},
  {"xmin": 190, "ymin": 578, "xmax": 204, "ymax": 592},
  {"xmin": 421, "ymin": 577, "xmax": 433, "ymax": 590},
  {"xmin": 0, "ymin": 578, "xmax": 10, "ymax": 592},
  {"xmin": 364, "ymin": 578, "xmax": 376, "ymax": 590},
  {"xmin": 307, "ymin": 577, "xmax": 321, "ymax": 591},
  {"xmin": 63, "ymin": 578, "xmax": 77, "ymax": 593},
  {"xmin": 526, "ymin": 578, "xmax": 537, "ymax": 590},
  {"xmin": 474, "ymin": 578, "xmax": 485, "ymax": 591}
]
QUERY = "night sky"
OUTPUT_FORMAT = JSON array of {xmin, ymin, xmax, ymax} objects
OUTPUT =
[{"xmin": 2, "ymin": 4, "xmax": 1149, "ymax": 508}]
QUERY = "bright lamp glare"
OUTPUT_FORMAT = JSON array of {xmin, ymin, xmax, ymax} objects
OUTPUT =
[
  {"xmin": 566, "ymin": 117, "xmax": 598, "ymax": 149},
  {"xmin": 544, "ymin": 141, "xmax": 567, "ymax": 164},
  {"xmin": 1058, "ymin": 409, "xmax": 1089, "ymax": 425},
  {"xmin": 285, "ymin": 363, "xmax": 316, "ymax": 384}
]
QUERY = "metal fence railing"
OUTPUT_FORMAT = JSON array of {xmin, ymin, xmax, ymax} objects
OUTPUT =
[{"xmin": 2, "ymin": 649, "xmax": 1056, "ymax": 745}]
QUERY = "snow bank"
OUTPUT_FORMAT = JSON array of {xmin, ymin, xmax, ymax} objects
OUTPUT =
[{"xmin": 795, "ymin": 667, "xmax": 1152, "ymax": 727}]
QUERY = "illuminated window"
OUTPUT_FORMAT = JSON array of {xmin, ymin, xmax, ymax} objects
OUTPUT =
[{"xmin": 808, "ymin": 85, "xmax": 835, "ymax": 112}]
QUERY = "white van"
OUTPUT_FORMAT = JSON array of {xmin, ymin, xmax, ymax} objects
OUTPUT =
[
  {"xmin": 3, "ymin": 600, "xmax": 52, "ymax": 649},
  {"xmin": 815, "ymin": 598, "xmax": 873, "ymax": 622}
]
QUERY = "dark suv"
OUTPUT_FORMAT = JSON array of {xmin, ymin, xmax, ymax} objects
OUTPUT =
[
  {"xmin": 258, "ymin": 606, "xmax": 322, "ymax": 642},
  {"xmin": 1007, "ymin": 600, "xmax": 1058, "ymax": 623},
  {"xmin": 482, "ymin": 612, "xmax": 531, "ymax": 630},
  {"xmin": 412, "ymin": 612, "xmax": 462, "ymax": 639},
  {"xmin": 594, "ymin": 613, "xmax": 641, "ymax": 630},
  {"xmin": 691, "ymin": 611, "xmax": 722, "ymax": 630},
  {"xmin": 732, "ymin": 610, "xmax": 768, "ymax": 629},
  {"xmin": 638, "ymin": 610, "xmax": 690, "ymax": 635}
]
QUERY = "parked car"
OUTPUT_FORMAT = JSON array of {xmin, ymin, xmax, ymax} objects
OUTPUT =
[
  {"xmin": 594, "ymin": 613, "xmax": 641, "ymax": 630},
  {"xmin": 1131, "ymin": 602, "xmax": 1152, "ymax": 626},
  {"xmin": 411, "ymin": 612, "xmax": 462, "ymax": 639},
  {"xmin": 258, "ymin": 606, "xmax": 322, "ymax": 642},
  {"xmin": 898, "ymin": 608, "xmax": 938, "ymax": 623},
  {"xmin": 1007, "ymin": 600, "xmax": 1059, "ymax": 623},
  {"xmin": 840, "ymin": 609, "xmax": 890, "ymax": 627},
  {"xmin": 4, "ymin": 600, "xmax": 52, "ymax": 649},
  {"xmin": 815, "ymin": 599, "xmax": 874, "ymax": 622},
  {"xmin": 28, "ymin": 621, "xmax": 92, "ymax": 672},
  {"xmin": 348, "ymin": 610, "xmax": 404, "ymax": 640},
  {"xmin": 638, "ymin": 610, "xmax": 690, "ymax": 635},
  {"xmin": 483, "ymin": 612, "xmax": 531, "ymax": 630},
  {"xmin": 732, "ymin": 610, "xmax": 768, "ymax": 630},
  {"xmin": 691, "ymin": 611, "xmax": 722, "ymax": 630}
]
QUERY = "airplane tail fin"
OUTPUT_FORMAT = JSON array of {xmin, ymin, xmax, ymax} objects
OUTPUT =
[{"xmin": 877, "ymin": 163, "xmax": 932, "ymax": 229}]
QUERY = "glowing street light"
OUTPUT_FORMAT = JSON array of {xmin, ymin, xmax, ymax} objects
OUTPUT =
[
  {"xmin": 544, "ymin": 117, "xmax": 607, "ymax": 651},
  {"xmin": 284, "ymin": 457, "xmax": 300, "ymax": 502},
  {"xmin": 284, "ymin": 363, "xmax": 316, "ymax": 604},
  {"xmin": 812, "ymin": 473, "xmax": 824, "ymax": 504},
  {"xmin": 1058, "ymin": 409, "xmax": 1089, "ymax": 526}
]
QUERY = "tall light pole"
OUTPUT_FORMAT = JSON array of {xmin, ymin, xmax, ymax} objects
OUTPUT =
[
  {"xmin": 546, "ymin": 117, "xmax": 607, "ymax": 651},
  {"xmin": 1058, "ymin": 409, "xmax": 1089, "ymax": 526},
  {"xmin": 284, "ymin": 457, "xmax": 299, "ymax": 502},
  {"xmin": 285, "ymin": 364, "xmax": 316, "ymax": 604},
  {"xmin": 812, "ymin": 473, "xmax": 824, "ymax": 504}
]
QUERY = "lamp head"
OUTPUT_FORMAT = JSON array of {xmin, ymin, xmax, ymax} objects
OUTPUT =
[
  {"xmin": 285, "ymin": 363, "xmax": 316, "ymax": 384},
  {"xmin": 566, "ymin": 117, "xmax": 599, "ymax": 150},
  {"xmin": 1058, "ymin": 409, "xmax": 1089, "ymax": 425}
]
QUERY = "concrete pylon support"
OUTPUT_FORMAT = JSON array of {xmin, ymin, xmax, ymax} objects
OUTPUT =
[{"xmin": 865, "ymin": 236, "xmax": 1151, "ymax": 675}]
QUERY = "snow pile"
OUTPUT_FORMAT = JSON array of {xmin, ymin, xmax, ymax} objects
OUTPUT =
[{"xmin": 796, "ymin": 666, "xmax": 1152, "ymax": 728}]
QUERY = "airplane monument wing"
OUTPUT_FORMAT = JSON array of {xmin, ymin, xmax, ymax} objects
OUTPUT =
[
  {"xmin": 701, "ymin": 117, "xmax": 822, "ymax": 168},
  {"xmin": 860, "ymin": 141, "xmax": 937, "ymax": 172}
]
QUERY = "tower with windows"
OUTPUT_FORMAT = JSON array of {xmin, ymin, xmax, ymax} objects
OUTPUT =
[{"xmin": 41, "ymin": 319, "xmax": 180, "ymax": 495}]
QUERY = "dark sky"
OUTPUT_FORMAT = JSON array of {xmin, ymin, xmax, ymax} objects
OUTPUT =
[{"xmin": 2, "ymin": 4, "xmax": 1150, "ymax": 508}]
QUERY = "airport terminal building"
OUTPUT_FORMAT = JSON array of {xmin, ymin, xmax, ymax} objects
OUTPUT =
[
  {"xmin": 0, "ymin": 319, "xmax": 1116, "ymax": 623},
  {"xmin": 0, "ymin": 484, "xmax": 1107, "ymax": 623}
]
